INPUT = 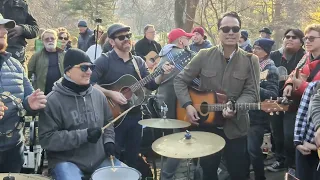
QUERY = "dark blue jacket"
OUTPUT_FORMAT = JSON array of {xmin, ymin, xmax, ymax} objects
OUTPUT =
[
  {"xmin": 249, "ymin": 60, "xmax": 279, "ymax": 126},
  {"xmin": 189, "ymin": 40, "xmax": 212, "ymax": 53},
  {"xmin": 0, "ymin": 53, "xmax": 35, "ymax": 151}
]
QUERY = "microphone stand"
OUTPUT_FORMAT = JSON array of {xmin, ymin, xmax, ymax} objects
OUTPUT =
[
  {"xmin": 159, "ymin": 102, "xmax": 168, "ymax": 180},
  {"xmin": 94, "ymin": 22, "xmax": 100, "ymax": 60}
]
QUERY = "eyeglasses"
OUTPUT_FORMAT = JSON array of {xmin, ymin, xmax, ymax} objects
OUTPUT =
[
  {"xmin": 114, "ymin": 33, "xmax": 132, "ymax": 41},
  {"xmin": 58, "ymin": 37, "xmax": 68, "ymax": 41},
  {"xmin": 303, "ymin": 36, "xmax": 320, "ymax": 42},
  {"xmin": 285, "ymin": 35, "xmax": 298, "ymax": 40},
  {"xmin": 74, "ymin": 64, "xmax": 96, "ymax": 72},
  {"xmin": 219, "ymin": 26, "xmax": 240, "ymax": 33},
  {"xmin": 44, "ymin": 37, "xmax": 55, "ymax": 42}
]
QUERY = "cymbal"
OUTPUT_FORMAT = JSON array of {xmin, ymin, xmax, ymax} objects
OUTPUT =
[
  {"xmin": 0, "ymin": 173, "xmax": 50, "ymax": 180},
  {"xmin": 138, "ymin": 118, "xmax": 191, "ymax": 129},
  {"xmin": 152, "ymin": 131, "xmax": 225, "ymax": 159}
]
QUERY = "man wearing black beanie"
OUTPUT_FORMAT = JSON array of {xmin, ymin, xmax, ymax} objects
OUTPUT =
[{"xmin": 39, "ymin": 48, "xmax": 123, "ymax": 180}]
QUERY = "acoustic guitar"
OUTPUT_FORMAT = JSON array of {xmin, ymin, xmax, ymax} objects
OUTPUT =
[
  {"xmin": 176, "ymin": 87, "xmax": 290, "ymax": 126},
  {"xmin": 101, "ymin": 50, "xmax": 191, "ymax": 128},
  {"xmin": 144, "ymin": 51, "xmax": 160, "ymax": 72}
]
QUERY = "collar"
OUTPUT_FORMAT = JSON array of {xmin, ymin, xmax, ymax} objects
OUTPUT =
[
  {"xmin": 217, "ymin": 44, "xmax": 238, "ymax": 60},
  {"xmin": 110, "ymin": 49, "xmax": 134, "ymax": 62}
]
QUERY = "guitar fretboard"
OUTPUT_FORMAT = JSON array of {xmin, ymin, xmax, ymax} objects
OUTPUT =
[
  {"xmin": 206, "ymin": 103, "xmax": 260, "ymax": 111},
  {"xmin": 130, "ymin": 66, "xmax": 164, "ymax": 92}
]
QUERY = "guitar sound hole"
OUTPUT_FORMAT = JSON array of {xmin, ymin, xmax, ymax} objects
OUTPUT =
[
  {"xmin": 120, "ymin": 87, "xmax": 132, "ymax": 100},
  {"xmin": 200, "ymin": 102, "xmax": 209, "ymax": 115}
]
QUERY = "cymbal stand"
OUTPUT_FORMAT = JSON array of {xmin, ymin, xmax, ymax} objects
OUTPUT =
[{"xmin": 159, "ymin": 102, "xmax": 168, "ymax": 180}]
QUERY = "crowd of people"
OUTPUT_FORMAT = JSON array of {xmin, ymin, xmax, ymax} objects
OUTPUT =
[{"xmin": 1, "ymin": 1, "xmax": 320, "ymax": 180}]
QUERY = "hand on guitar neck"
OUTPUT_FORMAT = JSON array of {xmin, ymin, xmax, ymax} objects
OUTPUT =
[{"xmin": 222, "ymin": 101, "xmax": 236, "ymax": 119}]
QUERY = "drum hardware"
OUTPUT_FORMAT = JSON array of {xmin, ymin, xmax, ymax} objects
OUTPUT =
[{"xmin": 152, "ymin": 131, "xmax": 226, "ymax": 180}]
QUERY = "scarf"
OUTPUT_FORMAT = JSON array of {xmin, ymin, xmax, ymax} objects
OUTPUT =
[{"xmin": 61, "ymin": 74, "xmax": 90, "ymax": 94}]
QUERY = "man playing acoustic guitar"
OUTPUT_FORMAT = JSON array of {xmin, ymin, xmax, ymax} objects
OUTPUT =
[
  {"xmin": 174, "ymin": 12, "xmax": 260, "ymax": 180},
  {"xmin": 91, "ymin": 23, "xmax": 173, "ymax": 169}
]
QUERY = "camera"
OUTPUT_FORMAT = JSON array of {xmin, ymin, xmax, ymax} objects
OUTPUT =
[{"xmin": 95, "ymin": 18, "xmax": 102, "ymax": 24}]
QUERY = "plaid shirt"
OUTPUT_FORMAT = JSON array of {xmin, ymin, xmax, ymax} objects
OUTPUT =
[{"xmin": 294, "ymin": 81, "xmax": 319, "ymax": 144}]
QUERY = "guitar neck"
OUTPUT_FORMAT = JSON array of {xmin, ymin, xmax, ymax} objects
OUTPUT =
[
  {"xmin": 130, "ymin": 67, "xmax": 164, "ymax": 92},
  {"xmin": 207, "ymin": 103, "xmax": 261, "ymax": 111}
]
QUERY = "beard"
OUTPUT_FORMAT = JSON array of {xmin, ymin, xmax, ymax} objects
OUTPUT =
[
  {"xmin": 0, "ymin": 36, "xmax": 8, "ymax": 53},
  {"xmin": 44, "ymin": 42, "xmax": 57, "ymax": 51},
  {"xmin": 114, "ymin": 40, "xmax": 132, "ymax": 53}
]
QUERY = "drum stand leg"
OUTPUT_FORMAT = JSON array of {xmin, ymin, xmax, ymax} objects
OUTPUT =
[
  {"xmin": 186, "ymin": 158, "xmax": 192, "ymax": 180},
  {"xmin": 160, "ymin": 131, "xmax": 165, "ymax": 180}
]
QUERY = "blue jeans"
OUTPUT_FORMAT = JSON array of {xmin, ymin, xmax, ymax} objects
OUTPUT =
[
  {"xmin": 247, "ymin": 125, "xmax": 266, "ymax": 180},
  {"xmin": 51, "ymin": 158, "xmax": 122, "ymax": 180},
  {"xmin": 0, "ymin": 141, "xmax": 24, "ymax": 173}
]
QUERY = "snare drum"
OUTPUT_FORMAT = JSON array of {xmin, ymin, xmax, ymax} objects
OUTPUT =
[
  {"xmin": 0, "ymin": 173, "xmax": 50, "ymax": 180},
  {"xmin": 91, "ymin": 166, "xmax": 141, "ymax": 180}
]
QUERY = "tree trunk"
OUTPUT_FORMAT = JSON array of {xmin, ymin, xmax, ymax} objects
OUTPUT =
[
  {"xmin": 272, "ymin": 0, "xmax": 282, "ymax": 48},
  {"xmin": 174, "ymin": 0, "xmax": 185, "ymax": 28},
  {"xmin": 183, "ymin": 0, "xmax": 200, "ymax": 32}
]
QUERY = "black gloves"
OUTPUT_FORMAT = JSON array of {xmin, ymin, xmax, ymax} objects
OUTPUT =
[
  {"xmin": 87, "ymin": 127, "xmax": 102, "ymax": 143},
  {"xmin": 104, "ymin": 142, "xmax": 115, "ymax": 157}
]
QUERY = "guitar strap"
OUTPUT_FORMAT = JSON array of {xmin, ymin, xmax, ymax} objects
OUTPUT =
[
  {"xmin": 132, "ymin": 56, "xmax": 142, "ymax": 80},
  {"xmin": 247, "ymin": 53, "xmax": 260, "ymax": 102}
]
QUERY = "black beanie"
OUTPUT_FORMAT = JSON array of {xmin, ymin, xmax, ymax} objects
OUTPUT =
[{"xmin": 63, "ymin": 48, "xmax": 92, "ymax": 73}]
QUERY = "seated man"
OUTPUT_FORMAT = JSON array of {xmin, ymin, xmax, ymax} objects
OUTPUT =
[{"xmin": 39, "ymin": 48, "xmax": 121, "ymax": 180}]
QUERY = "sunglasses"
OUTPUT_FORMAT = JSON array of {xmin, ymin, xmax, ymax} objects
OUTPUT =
[
  {"xmin": 285, "ymin": 35, "xmax": 298, "ymax": 40},
  {"xmin": 114, "ymin": 33, "xmax": 132, "ymax": 41},
  {"xmin": 59, "ymin": 37, "xmax": 69, "ymax": 41},
  {"xmin": 219, "ymin": 26, "xmax": 240, "ymax": 33},
  {"xmin": 74, "ymin": 64, "xmax": 96, "ymax": 72},
  {"xmin": 303, "ymin": 36, "xmax": 320, "ymax": 42}
]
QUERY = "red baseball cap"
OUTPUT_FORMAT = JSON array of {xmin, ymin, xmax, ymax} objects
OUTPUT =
[{"xmin": 168, "ymin": 28, "xmax": 194, "ymax": 43}]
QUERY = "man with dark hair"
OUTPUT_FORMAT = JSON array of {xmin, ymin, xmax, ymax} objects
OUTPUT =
[
  {"xmin": 189, "ymin": 26, "xmax": 212, "ymax": 52},
  {"xmin": 0, "ymin": 0, "xmax": 39, "ymax": 63},
  {"xmin": 91, "ymin": 23, "xmax": 173, "ymax": 168},
  {"xmin": 77, "ymin": 20, "xmax": 93, "ymax": 51},
  {"xmin": 174, "ymin": 11, "xmax": 260, "ymax": 180},
  {"xmin": 267, "ymin": 28, "xmax": 305, "ymax": 173},
  {"xmin": 239, "ymin": 30, "xmax": 252, "ymax": 53},
  {"xmin": 134, "ymin": 24, "xmax": 162, "ymax": 69}
]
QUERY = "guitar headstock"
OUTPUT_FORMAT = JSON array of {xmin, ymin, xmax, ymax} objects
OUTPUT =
[{"xmin": 260, "ymin": 97, "xmax": 291, "ymax": 115}]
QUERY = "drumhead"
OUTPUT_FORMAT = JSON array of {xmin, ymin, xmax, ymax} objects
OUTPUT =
[
  {"xmin": 92, "ymin": 166, "xmax": 141, "ymax": 180},
  {"xmin": 0, "ymin": 173, "xmax": 50, "ymax": 180}
]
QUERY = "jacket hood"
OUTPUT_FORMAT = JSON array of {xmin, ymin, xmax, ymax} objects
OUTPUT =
[{"xmin": 159, "ymin": 44, "xmax": 178, "ymax": 56}]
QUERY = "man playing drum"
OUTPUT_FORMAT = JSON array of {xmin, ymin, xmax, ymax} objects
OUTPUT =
[{"xmin": 39, "ymin": 49, "xmax": 122, "ymax": 180}]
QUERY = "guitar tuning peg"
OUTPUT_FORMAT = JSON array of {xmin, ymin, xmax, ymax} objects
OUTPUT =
[{"xmin": 270, "ymin": 112, "xmax": 274, "ymax": 116}]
